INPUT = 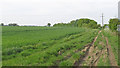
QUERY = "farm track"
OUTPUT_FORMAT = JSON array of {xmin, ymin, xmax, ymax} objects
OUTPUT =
[
  {"xmin": 91, "ymin": 33, "xmax": 118, "ymax": 67},
  {"xmin": 91, "ymin": 34, "xmax": 107, "ymax": 66},
  {"xmin": 74, "ymin": 31, "xmax": 102, "ymax": 66},
  {"xmin": 74, "ymin": 30, "xmax": 118, "ymax": 67},
  {"xmin": 105, "ymin": 37, "xmax": 118, "ymax": 66}
]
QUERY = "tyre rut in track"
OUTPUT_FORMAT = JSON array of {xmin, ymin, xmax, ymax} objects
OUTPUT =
[
  {"xmin": 105, "ymin": 37, "xmax": 118, "ymax": 66},
  {"xmin": 74, "ymin": 31, "xmax": 102, "ymax": 66}
]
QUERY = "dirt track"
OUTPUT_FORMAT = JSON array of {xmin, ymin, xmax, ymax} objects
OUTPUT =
[
  {"xmin": 74, "ymin": 30, "xmax": 118, "ymax": 66},
  {"xmin": 105, "ymin": 37, "xmax": 118, "ymax": 66},
  {"xmin": 74, "ymin": 31, "xmax": 102, "ymax": 66}
]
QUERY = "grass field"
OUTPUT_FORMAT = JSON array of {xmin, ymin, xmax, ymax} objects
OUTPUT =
[{"xmin": 1, "ymin": 26, "xmax": 118, "ymax": 66}]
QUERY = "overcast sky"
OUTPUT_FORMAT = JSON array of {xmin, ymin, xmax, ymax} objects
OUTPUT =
[{"xmin": 0, "ymin": 0, "xmax": 120, "ymax": 26}]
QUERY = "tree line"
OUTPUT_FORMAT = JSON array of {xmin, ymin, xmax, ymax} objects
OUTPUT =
[
  {"xmin": 1, "ymin": 18, "xmax": 120, "ymax": 31},
  {"xmin": 53, "ymin": 18, "xmax": 120, "ymax": 31},
  {"xmin": 0, "ymin": 23, "xmax": 19, "ymax": 26},
  {"xmin": 53, "ymin": 18, "xmax": 101, "ymax": 29}
]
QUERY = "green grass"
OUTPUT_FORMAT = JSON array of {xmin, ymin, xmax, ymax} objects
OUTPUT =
[
  {"xmin": 94, "ymin": 30, "xmax": 111, "ymax": 66},
  {"xmin": 94, "ymin": 31, "xmax": 105, "ymax": 50},
  {"xmin": 2, "ymin": 26, "xmax": 99, "ymax": 66},
  {"xmin": 94, "ymin": 29, "xmax": 118, "ymax": 66},
  {"xmin": 102, "ymin": 30, "xmax": 118, "ymax": 65},
  {"xmin": 97, "ymin": 54, "xmax": 110, "ymax": 66}
]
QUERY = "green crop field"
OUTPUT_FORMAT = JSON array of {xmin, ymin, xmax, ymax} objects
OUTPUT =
[
  {"xmin": 1, "ymin": 26, "xmax": 118, "ymax": 66},
  {"xmin": 2, "ymin": 26, "xmax": 99, "ymax": 66}
]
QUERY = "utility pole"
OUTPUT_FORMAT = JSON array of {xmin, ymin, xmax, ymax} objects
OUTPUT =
[{"xmin": 101, "ymin": 13, "xmax": 104, "ymax": 27}]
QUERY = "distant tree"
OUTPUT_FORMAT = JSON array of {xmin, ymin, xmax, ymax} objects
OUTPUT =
[
  {"xmin": 0, "ymin": 23, "xmax": 4, "ymax": 26},
  {"xmin": 8, "ymin": 23, "xmax": 19, "ymax": 26},
  {"xmin": 47, "ymin": 23, "xmax": 51, "ymax": 27}
]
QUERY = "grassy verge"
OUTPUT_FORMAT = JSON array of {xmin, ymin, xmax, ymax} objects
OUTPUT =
[{"xmin": 102, "ymin": 30, "xmax": 118, "ymax": 65}]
